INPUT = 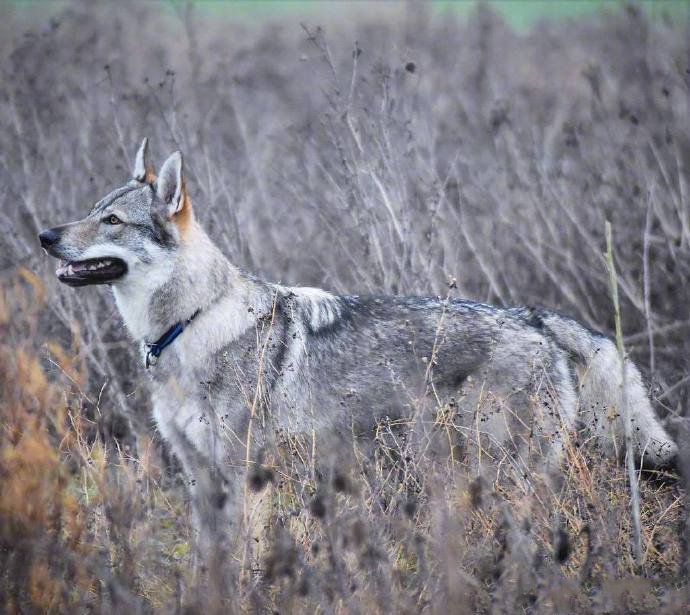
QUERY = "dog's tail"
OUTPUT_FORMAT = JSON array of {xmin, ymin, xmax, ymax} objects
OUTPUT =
[{"xmin": 520, "ymin": 307, "xmax": 677, "ymax": 467}]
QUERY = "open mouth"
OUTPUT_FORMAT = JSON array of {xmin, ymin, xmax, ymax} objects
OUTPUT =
[{"xmin": 55, "ymin": 257, "xmax": 127, "ymax": 287}]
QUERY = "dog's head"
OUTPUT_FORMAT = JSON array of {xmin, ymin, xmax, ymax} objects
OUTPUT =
[{"xmin": 39, "ymin": 139, "xmax": 193, "ymax": 287}]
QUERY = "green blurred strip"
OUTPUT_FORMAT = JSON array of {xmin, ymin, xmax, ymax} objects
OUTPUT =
[
  {"xmin": 9, "ymin": 0, "xmax": 690, "ymax": 29},
  {"xmin": 436, "ymin": 0, "xmax": 689, "ymax": 29}
]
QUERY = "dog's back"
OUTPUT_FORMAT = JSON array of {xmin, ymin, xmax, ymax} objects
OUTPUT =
[{"xmin": 257, "ymin": 290, "xmax": 675, "ymax": 468}]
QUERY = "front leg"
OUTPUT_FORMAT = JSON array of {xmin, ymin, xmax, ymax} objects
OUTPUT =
[
  {"xmin": 167, "ymin": 422, "xmax": 239, "ymax": 563},
  {"xmin": 187, "ymin": 464, "xmax": 236, "ymax": 566},
  {"xmin": 153, "ymin": 390, "xmax": 255, "ymax": 592}
]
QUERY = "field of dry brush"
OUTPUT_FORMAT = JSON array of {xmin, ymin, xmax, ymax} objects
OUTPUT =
[{"xmin": 1, "ymin": 1, "xmax": 690, "ymax": 612}]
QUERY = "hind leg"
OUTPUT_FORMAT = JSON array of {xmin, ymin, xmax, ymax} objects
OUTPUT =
[
  {"xmin": 536, "ymin": 354, "xmax": 578, "ymax": 470},
  {"xmin": 469, "ymin": 353, "xmax": 577, "ymax": 488},
  {"xmin": 576, "ymin": 346, "xmax": 678, "ymax": 467},
  {"xmin": 624, "ymin": 362, "xmax": 677, "ymax": 467}
]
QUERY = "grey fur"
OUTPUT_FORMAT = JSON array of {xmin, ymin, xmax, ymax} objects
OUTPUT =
[
  {"xmin": 132, "ymin": 137, "xmax": 153, "ymax": 183},
  {"xmin": 156, "ymin": 151, "xmax": 184, "ymax": 215},
  {"xmin": 39, "ymin": 141, "xmax": 678, "ymax": 558}
]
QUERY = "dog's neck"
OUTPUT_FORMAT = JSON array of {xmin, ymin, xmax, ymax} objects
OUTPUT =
[{"xmin": 112, "ymin": 222, "xmax": 260, "ymax": 343}]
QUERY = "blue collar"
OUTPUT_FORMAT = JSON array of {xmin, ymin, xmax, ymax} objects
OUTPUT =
[{"xmin": 144, "ymin": 309, "xmax": 200, "ymax": 368}]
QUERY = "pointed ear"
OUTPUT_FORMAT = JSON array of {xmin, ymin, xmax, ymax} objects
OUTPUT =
[
  {"xmin": 155, "ymin": 151, "xmax": 184, "ymax": 216},
  {"xmin": 132, "ymin": 137, "xmax": 155, "ymax": 183}
]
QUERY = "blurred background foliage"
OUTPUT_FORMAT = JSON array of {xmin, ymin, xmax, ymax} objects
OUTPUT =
[{"xmin": 1, "ymin": 0, "xmax": 690, "ymax": 612}]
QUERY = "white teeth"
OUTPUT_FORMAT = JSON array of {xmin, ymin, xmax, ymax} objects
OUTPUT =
[
  {"xmin": 55, "ymin": 258, "xmax": 116, "ymax": 277},
  {"xmin": 84, "ymin": 260, "xmax": 113, "ymax": 271}
]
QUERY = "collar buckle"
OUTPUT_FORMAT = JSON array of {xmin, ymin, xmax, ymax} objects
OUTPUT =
[
  {"xmin": 142, "ymin": 309, "xmax": 200, "ymax": 369},
  {"xmin": 145, "ymin": 346, "xmax": 159, "ymax": 369}
]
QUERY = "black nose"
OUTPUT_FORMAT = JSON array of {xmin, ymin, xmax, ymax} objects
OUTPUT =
[{"xmin": 39, "ymin": 228, "xmax": 60, "ymax": 249}]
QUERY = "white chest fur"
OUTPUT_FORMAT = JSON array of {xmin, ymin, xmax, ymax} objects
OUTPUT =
[{"xmin": 113, "ymin": 259, "xmax": 175, "ymax": 340}]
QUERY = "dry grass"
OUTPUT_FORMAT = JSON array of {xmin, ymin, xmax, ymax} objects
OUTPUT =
[{"xmin": 2, "ymin": 1, "xmax": 690, "ymax": 612}]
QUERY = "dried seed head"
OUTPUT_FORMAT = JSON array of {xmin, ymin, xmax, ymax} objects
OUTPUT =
[
  {"xmin": 310, "ymin": 493, "xmax": 326, "ymax": 519},
  {"xmin": 211, "ymin": 490, "xmax": 228, "ymax": 510},
  {"xmin": 469, "ymin": 477, "xmax": 483, "ymax": 509},
  {"xmin": 403, "ymin": 497, "xmax": 417, "ymax": 519},
  {"xmin": 248, "ymin": 466, "xmax": 273, "ymax": 493},
  {"xmin": 554, "ymin": 526, "xmax": 571, "ymax": 564},
  {"xmin": 297, "ymin": 575, "xmax": 310, "ymax": 597},
  {"xmin": 350, "ymin": 519, "xmax": 366, "ymax": 548},
  {"xmin": 332, "ymin": 471, "xmax": 349, "ymax": 493},
  {"xmin": 264, "ymin": 532, "xmax": 298, "ymax": 582}
]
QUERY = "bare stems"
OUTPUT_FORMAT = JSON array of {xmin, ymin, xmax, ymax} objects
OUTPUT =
[{"xmin": 605, "ymin": 220, "xmax": 642, "ymax": 569}]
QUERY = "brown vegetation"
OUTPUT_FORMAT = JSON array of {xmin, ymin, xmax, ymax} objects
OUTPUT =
[{"xmin": 1, "ymin": 2, "xmax": 690, "ymax": 612}]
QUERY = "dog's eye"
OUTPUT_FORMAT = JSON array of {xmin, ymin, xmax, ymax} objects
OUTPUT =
[{"xmin": 104, "ymin": 214, "xmax": 122, "ymax": 225}]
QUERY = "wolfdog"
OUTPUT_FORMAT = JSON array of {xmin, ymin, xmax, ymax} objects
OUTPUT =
[{"xmin": 40, "ymin": 139, "xmax": 676, "ymax": 555}]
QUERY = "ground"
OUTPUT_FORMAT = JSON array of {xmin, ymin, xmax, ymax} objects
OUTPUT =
[{"xmin": 1, "ymin": 1, "xmax": 690, "ymax": 612}]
